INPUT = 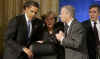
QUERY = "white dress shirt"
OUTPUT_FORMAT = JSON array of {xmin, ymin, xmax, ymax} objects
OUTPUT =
[
  {"xmin": 25, "ymin": 13, "xmax": 32, "ymax": 37},
  {"xmin": 67, "ymin": 18, "xmax": 74, "ymax": 33},
  {"xmin": 91, "ymin": 20, "xmax": 100, "ymax": 41},
  {"xmin": 24, "ymin": 14, "xmax": 33, "ymax": 51}
]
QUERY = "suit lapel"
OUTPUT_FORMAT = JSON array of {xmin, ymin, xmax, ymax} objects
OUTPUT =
[
  {"xmin": 67, "ymin": 19, "xmax": 76, "ymax": 35},
  {"xmin": 87, "ymin": 20, "xmax": 93, "ymax": 31},
  {"xmin": 19, "ymin": 15, "xmax": 28, "ymax": 41},
  {"xmin": 65, "ymin": 19, "xmax": 76, "ymax": 39}
]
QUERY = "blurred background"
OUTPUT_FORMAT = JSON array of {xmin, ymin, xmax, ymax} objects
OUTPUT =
[{"xmin": 0, "ymin": 0, "xmax": 100, "ymax": 59}]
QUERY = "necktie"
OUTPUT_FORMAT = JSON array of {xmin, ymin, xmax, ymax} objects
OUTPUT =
[
  {"xmin": 27, "ymin": 21, "xmax": 31, "ymax": 38},
  {"xmin": 64, "ymin": 23, "xmax": 69, "ymax": 37},
  {"xmin": 93, "ymin": 22, "xmax": 99, "ymax": 45}
]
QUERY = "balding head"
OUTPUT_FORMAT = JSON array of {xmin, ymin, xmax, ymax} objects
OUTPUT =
[
  {"xmin": 62, "ymin": 5, "xmax": 75, "ymax": 18},
  {"xmin": 60, "ymin": 5, "xmax": 75, "ymax": 23}
]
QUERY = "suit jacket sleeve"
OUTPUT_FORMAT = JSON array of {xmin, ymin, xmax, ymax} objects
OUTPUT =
[
  {"xmin": 4, "ymin": 17, "xmax": 23, "ymax": 56},
  {"xmin": 62, "ymin": 23, "xmax": 86, "ymax": 49}
]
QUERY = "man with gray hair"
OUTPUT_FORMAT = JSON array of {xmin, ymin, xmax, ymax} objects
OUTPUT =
[{"xmin": 55, "ymin": 5, "xmax": 88, "ymax": 59}]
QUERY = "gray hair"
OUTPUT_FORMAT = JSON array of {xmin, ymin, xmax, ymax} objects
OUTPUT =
[{"xmin": 62, "ymin": 5, "xmax": 75, "ymax": 18}]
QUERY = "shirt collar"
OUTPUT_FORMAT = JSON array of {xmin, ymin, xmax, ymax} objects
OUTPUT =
[
  {"xmin": 97, "ymin": 19, "xmax": 100, "ymax": 24},
  {"xmin": 91, "ymin": 19, "xmax": 100, "ymax": 24},
  {"xmin": 25, "ymin": 13, "xmax": 30, "ymax": 24},
  {"xmin": 67, "ymin": 18, "xmax": 74, "ymax": 27}
]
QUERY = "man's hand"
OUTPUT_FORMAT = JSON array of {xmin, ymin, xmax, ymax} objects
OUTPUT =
[
  {"xmin": 55, "ymin": 31, "xmax": 64, "ymax": 42},
  {"xmin": 23, "ymin": 47, "xmax": 33, "ymax": 59}
]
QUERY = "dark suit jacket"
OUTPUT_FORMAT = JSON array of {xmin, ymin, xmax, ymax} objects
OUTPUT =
[
  {"xmin": 31, "ymin": 26, "xmax": 58, "ymax": 59},
  {"xmin": 3, "ymin": 14, "xmax": 44, "ymax": 59},
  {"xmin": 61, "ymin": 19, "xmax": 88, "ymax": 59},
  {"xmin": 3, "ymin": 15, "xmax": 29, "ymax": 59},
  {"xmin": 31, "ymin": 22, "xmax": 65, "ymax": 59},
  {"xmin": 82, "ymin": 20, "xmax": 97, "ymax": 59}
]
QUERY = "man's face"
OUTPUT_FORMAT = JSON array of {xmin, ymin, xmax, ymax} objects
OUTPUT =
[
  {"xmin": 25, "ymin": 6, "xmax": 38, "ymax": 20},
  {"xmin": 89, "ymin": 7, "xmax": 99, "ymax": 21},
  {"xmin": 60, "ymin": 8, "xmax": 72, "ymax": 22}
]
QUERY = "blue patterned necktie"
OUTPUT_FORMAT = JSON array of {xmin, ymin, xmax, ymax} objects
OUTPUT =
[{"xmin": 27, "ymin": 21, "xmax": 31, "ymax": 38}]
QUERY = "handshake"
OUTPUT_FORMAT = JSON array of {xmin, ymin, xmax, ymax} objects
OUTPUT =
[{"xmin": 54, "ymin": 22, "xmax": 65, "ymax": 42}]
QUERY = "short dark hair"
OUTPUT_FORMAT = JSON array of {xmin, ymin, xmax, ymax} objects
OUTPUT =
[
  {"xmin": 24, "ymin": 1, "xmax": 39, "ymax": 10},
  {"xmin": 89, "ymin": 4, "xmax": 100, "ymax": 12}
]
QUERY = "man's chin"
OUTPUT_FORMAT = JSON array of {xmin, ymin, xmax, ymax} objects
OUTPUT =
[{"xmin": 91, "ymin": 19, "xmax": 96, "ymax": 21}]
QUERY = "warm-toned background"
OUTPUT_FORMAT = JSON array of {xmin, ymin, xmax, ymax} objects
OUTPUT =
[{"xmin": 0, "ymin": 0, "xmax": 59, "ymax": 59}]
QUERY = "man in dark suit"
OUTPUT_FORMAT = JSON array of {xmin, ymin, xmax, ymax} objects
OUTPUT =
[
  {"xmin": 3, "ymin": 1, "xmax": 39, "ymax": 59},
  {"xmin": 55, "ymin": 5, "xmax": 88, "ymax": 59},
  {"xmin": 82, "ymin": 4, "xmax": 100, "ymax": 59}
]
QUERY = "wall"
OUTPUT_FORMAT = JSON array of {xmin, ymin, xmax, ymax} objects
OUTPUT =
[
  {"xmin": 59, "ymin": 0, "xmax": 100, "ymax": 22},
  {"xmin": 0, "ymin": 0, "xmax": 27, "ymax": 59}
]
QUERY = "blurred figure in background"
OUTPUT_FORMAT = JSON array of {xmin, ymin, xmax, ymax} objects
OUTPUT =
[{"xmin": 82, "ymin": 4, "xmax": 100, "ymax": 59}]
